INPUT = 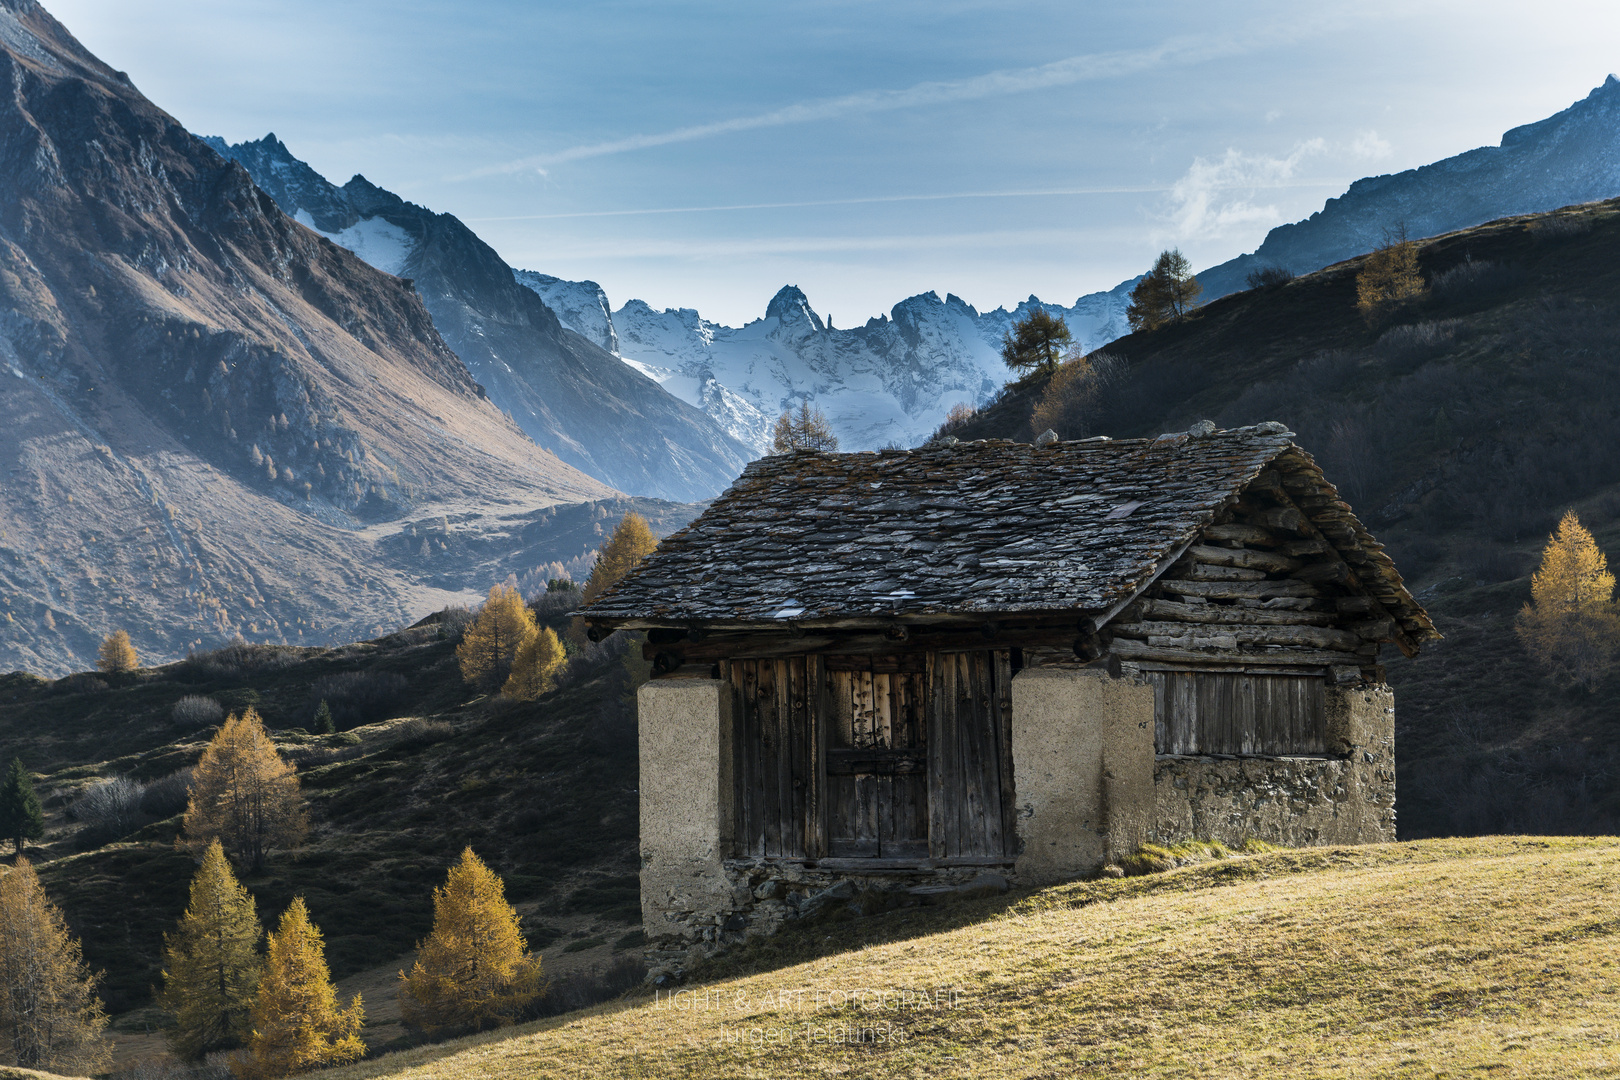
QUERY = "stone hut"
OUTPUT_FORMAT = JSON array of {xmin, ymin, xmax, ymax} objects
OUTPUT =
[{"xmin": 578, "ymin": 422, "xmax": 1438, "ymax": 970}]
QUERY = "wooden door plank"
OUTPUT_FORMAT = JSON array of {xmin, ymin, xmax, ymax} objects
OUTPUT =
[
  {"xmin": 809, "ymin": 653, "xmax": 829, "ymax": 859},
  {"xmin": 995, "ymin": 648, "xmax": 1016, "ymax": 859}
]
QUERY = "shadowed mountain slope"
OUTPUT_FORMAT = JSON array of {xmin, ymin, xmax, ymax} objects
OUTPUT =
[
  {"xmin": 211, "ymin": 135, "xmax": 756, "ymax": 502},
  {"xmin": 0, "ymin": 0, "xmax": 624, "ymax": 673}
]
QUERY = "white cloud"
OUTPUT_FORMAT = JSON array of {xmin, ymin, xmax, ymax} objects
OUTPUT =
[
  {"xmin": 1351, "ymin": 129, "xmax": 1393, "ymax": 159},
  {"xmin": 1164, "ymin": 140, "xmax": 1327, "ymax": 241}
]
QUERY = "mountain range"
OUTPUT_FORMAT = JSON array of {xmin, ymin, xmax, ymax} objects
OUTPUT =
[{"xmin": 214, "ymin": 78, "xmax": 1620, "ymax": 459}]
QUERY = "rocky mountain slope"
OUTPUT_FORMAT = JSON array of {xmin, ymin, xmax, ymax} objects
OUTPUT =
[
  {"xmin": 209, "ymin": 135, "xmax": 754, "ymax": 501},
  {"xmin": 947, "ymin": 198, "xmax": 1620, "ymax": 840},
  {"xmin": 0, "ymin": 0, "xmax": 684, "ymax": 674},
  {"xmin": 1192, "ymin": 75, "xmax": 1620, "ymax": 301}
]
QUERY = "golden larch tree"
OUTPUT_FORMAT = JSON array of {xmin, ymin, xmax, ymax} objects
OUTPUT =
[
  {"xmin": 0, "ymin": 858, "xmax": 110, "ymax": 1073},
  {"xmin": 502, "ymin": 625, "xmax": 566, "ymax": 701},
  {"xmin": 162, "ymin": 839, "xmax": 264, "ymax": 1060},
  {"xmin": 1516, "ymin": 510, "xmax": 1620, "ymax": 691},
  {"xmin": 570, "ymin": 512, "xmax": 660, "ymax": 643},
  {"xmin": 183, "ymin": 709, "xmax": 309, "ymax": 873},
  {"xmin": 1355, "ymin": 225, "xmax": 1424, "ymax": 314},
  {"xmin": 399, "ymin": 847, "xmax": 542, "ymax": 1037},
  {"xmin": 97, "ymin": 629, "xmax": 138, "ymax": 674},
  {"xmin": 234, "ymin": 897, "xmax": 363, "ymax": 1080},
  {"xmin": 456, "ymin": 583, "xmax": 538, "ymax": 692}
]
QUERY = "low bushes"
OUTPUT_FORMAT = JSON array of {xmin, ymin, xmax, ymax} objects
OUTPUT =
[{"xmin": 306, "ymin": 670, "xmax": 409, "ymax": 730}]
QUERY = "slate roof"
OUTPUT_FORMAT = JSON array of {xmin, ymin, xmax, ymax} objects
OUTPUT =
[{"xmin": 582, "ymin": 424, "xmax": 1438, "ymax": 641}]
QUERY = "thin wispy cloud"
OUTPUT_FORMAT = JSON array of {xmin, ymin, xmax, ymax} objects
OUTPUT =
[
  {"xmin": 468, "ymin": 180, "xmax": 1344, "ymax": 223},
  {"xmin": 458, "ymin": 21, "xmax": 1329, "ymax": 180}
]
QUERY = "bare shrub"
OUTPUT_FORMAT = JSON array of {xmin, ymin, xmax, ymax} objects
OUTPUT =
[
  {"xmin": 1245, "ymin": 265, "xmax": 1294, "ymax": 290},
  {"xmin": 1528, "ymin": 214, "xmax": 1592, "ymax": 242},
  {"xmin": 529, "ymin": 956, "xmax": 644, "ymax": 1017},
  {"xmin": 1430, "ymin": 258, "xmax": 1525, "ymax": 303},
  {"xmin": 183, "ymin": 636, "xmax": 299, "ymax": 681},
  {"xmin": 531, "ymin": 587, "xmax": 581, "ymax": 625},
  {"xmin": 1372, "ymin": 319, "xmax": 1464, "ymax": 370},
  {"xmin": 306, "ymin": 670, "xmax": 409, "ymax": 730},
  {"xmin": 390, "ymin": 718, "xmax": 453, "ymax": 751},
  {"xmin": 73, "ymin": 776, "xmax": 150, "ymax": 842},
  {"xmin": 933, "ymin": 401, "xmax": 979, "ymax": 441},
  {"xmin": 53, "ymin": 673, "xmax": 108, "ymax": 696},
  {"xmin": 139, "ymin": 768, "xmax": 194, "ymax": 819},
  {"xmin": 171, "ymin": 695, "xmax": 224, "ymax": 730}
]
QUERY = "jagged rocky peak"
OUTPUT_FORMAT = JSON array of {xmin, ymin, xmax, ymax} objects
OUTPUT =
[
  {"xmin": 204, "ymin": 132, "xmax": 359, "ymax": 233},
  {"xmin": 765, "ymin": 285, "xmax": 825, "ymax": 332}
]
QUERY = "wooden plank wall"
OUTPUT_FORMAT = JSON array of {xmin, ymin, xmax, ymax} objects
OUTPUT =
[
  {"xmin": 929, "ymin": 650, "xmax": 1014, "ymax": 859},
  {"xmin": 824, "ymin": 655, "xmax": 927, "ymax": 858},
  {"xmin": 1148, "ymin": 670, "xmax": 1327, "ymax": 755},
  {"xmin": 729, "ymin": 657, "xmax": 812, "ymax": 858}
]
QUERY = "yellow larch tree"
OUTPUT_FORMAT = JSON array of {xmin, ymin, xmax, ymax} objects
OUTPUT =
[
  {"xmin": 399, "ymin": 847, "xmax": 542, "ymax": 1037},
  {"xmin": 183, "ymin": 709, "xmax": 309, "ymax": 873},
  {"xmin": 1516, "ymin": 510, "xmax": 1620, "ymax": 691},
  {"xmin": 502, "ymin": 625, "xmax": 566, "ymax": 701},
  {"xmin": 456, "ymin": 583, "xmax": 537, "ymax": 693},
  {"xmin": 1355, "ymin": 225, "xmax": 1424, "ymax": 314},
  {"xmin": 234, "ymin": 897, "xmax": 363, "ymax": 1080},
  {"xmin": 570, "ymin": 512, "xmax": 659, "ymax": 643},
  {"xmin": 97, "ymin": 628, "xmax": 138, "ymax": 673},
  {"xmin": 162, "ymin": 839, "xmax": 264, "ymax": 1060},
  {"xmin": 0, "ymin": 858, "xmax": 111, "ymax": 1073}
]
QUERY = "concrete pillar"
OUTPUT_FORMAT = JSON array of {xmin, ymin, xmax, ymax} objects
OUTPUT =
[
  {"xmin": 638, "ymin": 678, "xmax": 733, "ymax": 942},
  {"xmin": 1010, "ymin": 668, "xmax": 1154, "ymax": 886}
]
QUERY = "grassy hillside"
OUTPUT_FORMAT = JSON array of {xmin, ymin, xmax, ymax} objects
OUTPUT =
[
  {"xmin": 308, "ymin": 836, "xmax": 1620, "ymax": 1079},
  {"xmin": 948, "ymin": 199, "xmax": 1620, "ymax": 839},
  {"xmin": 0, "ymin": 601, "xmax": 645, "ymax": 1032}
]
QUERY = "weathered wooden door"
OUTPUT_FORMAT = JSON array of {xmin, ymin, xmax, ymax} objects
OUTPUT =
[
  {"xmin": 824, "ymin": 655, "xmax": 929, "ymax": 858},
  {"xmin": 730, "ymin": 657, "xmax": 814, "ymax": 858},
  {"xmin": 928, "ymin": 650, "xmax": 1015, "ymax": 859}
]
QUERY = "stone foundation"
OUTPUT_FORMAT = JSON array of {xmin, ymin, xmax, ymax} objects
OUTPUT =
[
  {"xmin": 645, "ymin": 859, "xmax": 1010, "ymax": 981},
  {"xmin": 1151, "ymin": 684, "xmax": 1396, "ymax": 847}
]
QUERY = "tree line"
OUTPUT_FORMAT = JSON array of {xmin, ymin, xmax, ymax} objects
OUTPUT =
[{"xmin": 0, "ymin": 510, "xmax": 668, "ymax": 1075}]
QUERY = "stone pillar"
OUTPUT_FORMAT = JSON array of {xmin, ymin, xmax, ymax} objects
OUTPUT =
[
  {"xmin": 1324, "ymin": 682, "xmax": 1397, "ymax": 843},
  {"xmin": 638, "ymin": 678, "xmax": 734, "ymax": 947},
  {"xmin": 1010, "ymin": 667, "xmax": 1154, "ymax": 886}
]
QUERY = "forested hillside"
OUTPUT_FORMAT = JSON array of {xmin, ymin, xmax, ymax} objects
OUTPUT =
[
  {"xmin": 0, "ymin": 598, "xmax": 645, "ymax": 1049},
  {"xmin": 948, "ymin": 198, "xmax": 1620, "ymax": 838}
]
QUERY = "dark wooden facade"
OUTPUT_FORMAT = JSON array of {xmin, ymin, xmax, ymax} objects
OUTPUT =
[{"xmin": 729, "ymin": 649, "xmax": 1015, "ymax": 865}]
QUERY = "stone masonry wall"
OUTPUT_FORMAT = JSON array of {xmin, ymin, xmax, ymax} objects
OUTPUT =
[{"xmin": 1151, "ymin": 684, "xmax": 1397, "ymax": 847}]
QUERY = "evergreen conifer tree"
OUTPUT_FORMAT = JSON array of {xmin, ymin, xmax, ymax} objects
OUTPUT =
[
  {"xmin": 313, "ymin": 700, "xmax": 335, "ymax": 735},
  {"xmin": 97, "ymin": 629, "xmax": 138, "ymax": 674},
  {"xmin": 235, "ymin": 897, "xmax": 363, "ymax": 1080},
  {"xmin": 183, "ymin": 710, "xmax": 308, "ymax": 873},
  {"xmin": 1126, "ymin": 249, "xmax": 1202, "ymax": 332},
  {"xmin": 399, "ymin": 847, "xmax": 542, "ymax": 1037},
  {"xmin": 0, "ymin": 758, "xmax": 44, "ymax": 858},
  {"xmin": 0, "ymin": 858, "xmax": 110, "ymax": 1073},
  {"xmin": 456, "ymin": 584, "xmax": 537, "ymax": 692},
  {"xmin": 162, "ymin": 839, "xmax": 263, "ymax": 1060},
  {"xmin": 998, "ymin": 308, "xmax": 1072, "ymax": 376},
  {"xmin": 502, "ymin": 626, "xmax": 566, "ymax": 701}
]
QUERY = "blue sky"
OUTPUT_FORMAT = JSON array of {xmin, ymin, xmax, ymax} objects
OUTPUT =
[{"xmin": 48, "ymin": 0, "xmax": 1620, "ymax": 325}]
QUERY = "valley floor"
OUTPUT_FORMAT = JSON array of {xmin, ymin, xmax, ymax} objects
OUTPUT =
[{"xmin": 314, "ymin": 836, "xmax": 1620, "ymax": 1080}]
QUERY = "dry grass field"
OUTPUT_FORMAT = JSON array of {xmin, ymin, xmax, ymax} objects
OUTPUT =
[{"xmin": 312, "ymin": 836, "xmax": 1620, "ymax": 1080}]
